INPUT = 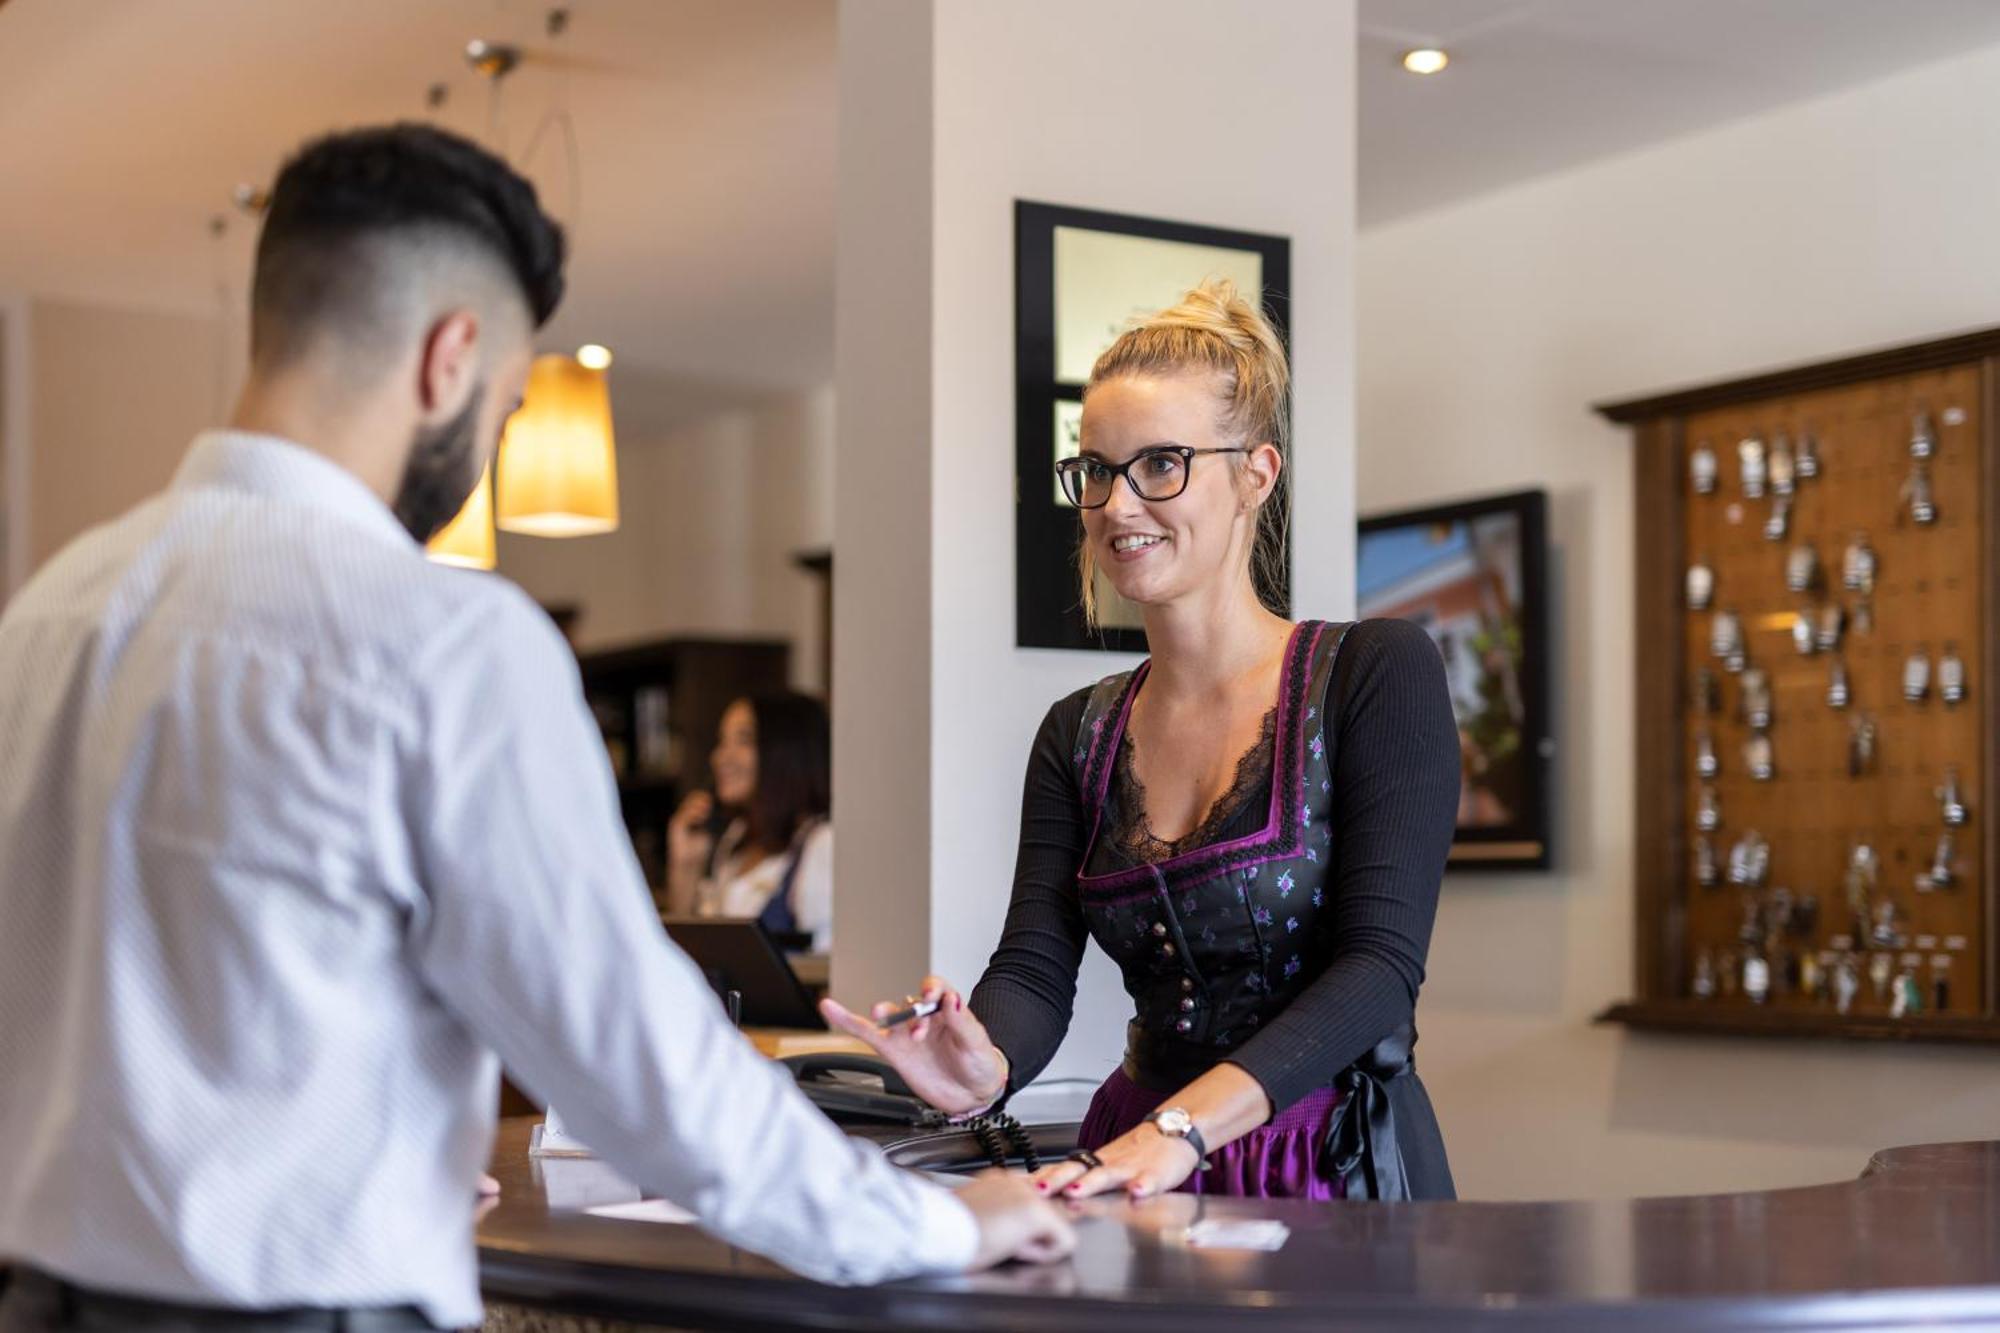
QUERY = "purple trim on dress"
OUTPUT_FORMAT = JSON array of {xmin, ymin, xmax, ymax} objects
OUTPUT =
[{"xmin": 1075, "ymin": 621, "xmax": 1326, "ymax": 902}]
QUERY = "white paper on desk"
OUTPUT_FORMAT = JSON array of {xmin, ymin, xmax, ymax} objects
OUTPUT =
[
  {"xmin": 1185, "ymin": 1219, "xmax": 1291, "ymax": 1251},
  {"xmin": 586, "ymin": 1198, "xmax": 698, "ymax": 1225}
]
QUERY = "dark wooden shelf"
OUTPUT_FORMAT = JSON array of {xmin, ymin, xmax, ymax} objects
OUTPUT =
[{"xmin": 1596, "ymin": 998, "xmax": 2000, "ymax": 1045}]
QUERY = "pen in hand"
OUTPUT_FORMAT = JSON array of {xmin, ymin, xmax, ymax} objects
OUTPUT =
[{"xmin": 877, "ymin": 999, "xmax": 941, "ymax": 1029}]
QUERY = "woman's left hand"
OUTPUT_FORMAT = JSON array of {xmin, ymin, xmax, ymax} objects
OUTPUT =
[{"xmin": 1032, "ymin": 1121, "xmax": 1202, "ymax": 1201}]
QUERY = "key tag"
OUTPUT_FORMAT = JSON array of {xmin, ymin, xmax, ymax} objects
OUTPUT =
[
  {"xmin": 1740, "ymin": 668, "xmax": 1773, "ymax": 732},
  {"xmin": 1695, "ymin": 834, "xmax": 1720, "ymax": 887},
  {"xmin": 1744, "ymin": 733, "xmax": 1776, "ymax": 782},
  {"xmin": 1791, "ymin": 614, "xmax": 1817, "ymax": 656},
  {"xmin": 1711, "ymin": 610, "xmax": 1746, "ymax": 673},
  {"xmin": 1727, "ymin": 831, "xmax": 1769, "ymax": 887},
  {"xmin": 1848, "ymin": 714, "xmax": 1877, "ymax": 777},
  {"xmin": 1904, "ymin": 460, "xmax": 1937, "ymax": 526},
  {"xmin": 1903, "ymin": 649, "xmax": 1932, "ymax": 703},
  {"xmin": 1695, "ymin": 727, "xmax": 1720, "ymax": 779},
  {"xmin": 1910, "ymin": 409, "xmax": 1937, "ymax": 460},
  {"xmin": 1690, "ymin": 442, "xmax": 1719, "ymax": 495},
  {"xmin": 1842, "ymin": 535, "xmax": 1877, "ymax": 594},
  {"xmin": 1696, "ymin": 784, "xmax": 1722, "ymax": 832},
  {"xmin": 1692, "ymin": 948, "xmax": 1717, "ymax": 998},
  {"xmin": 1686, "ymin": 562, "xmax": 1716, "ymax": 611},
  {"xmin": 1769, "ymin": 432, "xmax": 1797, "ymax": 496},
  {"xmin": 1784, "ymin": 544, "xmax": 1819, "ymax": 594},
  {"xmin": 1738, "ymin": 437, "xmax": 1768, "ymax": 499},
  {"xmin": 1763, "ymin": 493, "xmax": 1793, "ymax": 543},
  {"xmin": 1827, "ymin": 656, "xmax": 1851, "ymax": 710},
  {"xmin": 1833, "ymin": 957, "xmax": 1859, "ymax": 1014},
  {"xmin": 1924, "ymin": 830, "xmax": 1957, "ymax": 891},
  {"xmin": 1939, "ymin": 766, "xmax": 1969, "ymax": 827},
  {"xmin": 1815, "ymin": 603, "xmax": 1847, "ymax": 653},
  {"xmin": 1796, "ymin": 429, "xmax": 1821, "ymax": 480},
  {"xmin": 1743, "ymin": 952, "xmax": 1772, "ymax": 1005},
  {"xmin": 1940, "ymin": 646, "xmax": 1967, "ymax": 705}
]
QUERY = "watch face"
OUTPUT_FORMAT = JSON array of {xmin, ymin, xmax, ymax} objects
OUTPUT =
[{"xmin": 1155, "ymin": 1107, "xmax": 1193, "ymax": 1136}]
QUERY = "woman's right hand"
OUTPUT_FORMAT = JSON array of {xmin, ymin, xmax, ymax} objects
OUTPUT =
[
  {"xmin": 668, "ymin": 789, "xmax": 715, "ymax": 868},
  {"xmin": 819, "ymin": 977, "xmax": 1008, "ymax": 1117}
]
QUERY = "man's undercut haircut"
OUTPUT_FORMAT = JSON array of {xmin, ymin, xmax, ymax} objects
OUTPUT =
[{"xmin": 250, "ymin": 123, "xmax": 566, "ymax": 368}]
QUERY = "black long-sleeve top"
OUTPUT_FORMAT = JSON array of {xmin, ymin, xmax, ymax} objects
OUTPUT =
[{"xmin": 968, "ymin": 618, "xmax": 1460, "ymax": 1113}]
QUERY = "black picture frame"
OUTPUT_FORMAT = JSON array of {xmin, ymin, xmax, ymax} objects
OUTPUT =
[
  {"xmin": 1357, "ymin": 488, "xmax": 1553, "ymax": 871},
  {"xmin": 1014, "ymin": 201, "xmax": 1293, "ymax": 651}
]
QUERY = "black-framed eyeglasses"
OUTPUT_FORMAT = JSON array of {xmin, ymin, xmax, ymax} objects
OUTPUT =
[{"xmin": 1055, "ymin": 446, "xmax": 1247, "ymax": 509}]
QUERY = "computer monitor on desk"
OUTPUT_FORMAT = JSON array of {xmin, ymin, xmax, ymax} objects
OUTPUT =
[{"xmin": 661, "ymin": 916, "xmax": 825, "ymax": 1030}]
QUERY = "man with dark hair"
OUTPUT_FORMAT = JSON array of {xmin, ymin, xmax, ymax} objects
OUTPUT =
[{"xmin": 0, "ymin": 123, "xmax": 1068, "ymax": 1332}]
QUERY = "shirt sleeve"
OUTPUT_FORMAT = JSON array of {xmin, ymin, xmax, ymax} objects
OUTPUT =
[
  {"xmin": 396, "ymin": 588, "xmax": 975, "ymax": 1284},
  {"xmin": 1223, "ymin": 618, "xmax": 1460, "ymax": 1113},
  {"xmin": 967, "ymin": 691, "xmax": 1094, "ymax": 1094}
]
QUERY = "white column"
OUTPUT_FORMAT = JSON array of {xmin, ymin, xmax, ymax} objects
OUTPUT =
[{"xmin": 836, "ymin": 0, "xmax": 1358, "ymax": 1082}]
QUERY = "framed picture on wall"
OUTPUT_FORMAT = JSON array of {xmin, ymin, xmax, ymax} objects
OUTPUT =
[
  {"xmin": 1357, "ymin": 488, "xmax": 1553, "ymax": 870},
  {"xmin": 1015, "ymin": 201, "xmax": 1292, "ymax": 651}
]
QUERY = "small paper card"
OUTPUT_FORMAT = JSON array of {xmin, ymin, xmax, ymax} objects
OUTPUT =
[
  {"xmin": 1185, "ymin": 1219, "xmax": 1291, "ymax": 1251},
  {"xmin": 586, "ymin": 1198, "xmax": 698, "ymax": 1225}
]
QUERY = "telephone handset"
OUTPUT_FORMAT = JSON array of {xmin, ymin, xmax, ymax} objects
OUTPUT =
[{"xmin": 781, "ymin": 1053, "xmax": 943, "ymax": 1126}]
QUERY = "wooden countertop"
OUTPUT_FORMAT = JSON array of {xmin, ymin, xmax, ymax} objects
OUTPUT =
[{"xmin": 478, "ymin": 1116, "xmax": 2000, "ymax": 1331}]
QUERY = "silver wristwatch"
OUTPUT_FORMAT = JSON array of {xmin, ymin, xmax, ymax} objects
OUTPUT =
[{"xmin": 1143, "ymin": 1106, "xmax": 1208, "ymax": 1162}]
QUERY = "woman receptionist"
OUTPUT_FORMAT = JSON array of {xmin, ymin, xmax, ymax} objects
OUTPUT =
[{"xmin": 824, "ymin": 281, "xmax": 1458, "ymax": 1203}]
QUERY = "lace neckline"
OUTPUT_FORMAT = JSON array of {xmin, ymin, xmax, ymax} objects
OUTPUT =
[{"xmin": 1110, "ymin": 705, "xmax": 1279, "ymax": 863}]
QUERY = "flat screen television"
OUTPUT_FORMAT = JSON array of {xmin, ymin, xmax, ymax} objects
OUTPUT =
[{"xmin": 1357, "ymin": 488, "xmax": 1552, "ymax": 870}]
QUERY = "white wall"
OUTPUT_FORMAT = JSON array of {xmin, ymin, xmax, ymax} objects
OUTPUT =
[
  {"xmin": 835, "ymin": 0, "xmax": 1358, "ymax": 1082},
  {"xmin": 1357, "ymin": 43, "xmax": 2000, "ymax": 1201}
]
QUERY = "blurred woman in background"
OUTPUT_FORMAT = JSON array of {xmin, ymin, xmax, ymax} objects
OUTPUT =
[{"xmin": 666, "ymin": 692, "xmax": 834, "ymax": 951}]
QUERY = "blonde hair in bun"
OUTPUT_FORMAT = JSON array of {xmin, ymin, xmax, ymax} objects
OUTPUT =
[{"xmin": 1078, "ymin": 278, "xmax": 1290, "ymax": 627}]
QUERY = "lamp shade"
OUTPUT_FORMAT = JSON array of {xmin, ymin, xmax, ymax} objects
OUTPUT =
[
  {"xmin": 495, "ymin": 353, "xmax": 620, "ymax": 537},
  {"xmin": 425, "ymin": 461, "xmax": 496, "ymax": 570}
]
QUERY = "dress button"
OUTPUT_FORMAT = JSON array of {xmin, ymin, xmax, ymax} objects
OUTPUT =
[
  {"xmin": 1151, "ymin": 922, "xmax": 1168, "ymax": 937},
  {"xmin": 1175, "ymin": 1018, "xmax": 1194, "ymax": 1033},
  {"xmin": 1179, "ymin": 997, "xmax": 1195, "ymax": 1013},
  {"xmin": 1162, "ymin": 942, "xmax": 1176, "ymax": 958},
  {"xmin": 1180, "ymin": 977, "xmax": 1195, "ymax": 992}
]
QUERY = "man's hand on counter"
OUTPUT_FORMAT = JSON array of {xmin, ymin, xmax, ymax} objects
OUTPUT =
[{"xmin": 955, "ymin": 1170, "xmax": 1077, "ymax": 1270}]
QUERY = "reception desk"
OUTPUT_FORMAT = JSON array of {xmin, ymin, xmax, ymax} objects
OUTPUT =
[{"xmin": 478, "ymin": 1117, "xmax": 2000, "ymax": 1330}]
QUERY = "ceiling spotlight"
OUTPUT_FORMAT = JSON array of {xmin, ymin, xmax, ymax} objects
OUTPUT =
[
  {"xmin": 576, "ymin": 344, "xmax": 613, "ymax": 370},
  {"xmin": 466, "ymin": 39, "xmax": 522, "ymax": 79},
  {"xmin": 1401, "ymin": 48, "xmax": 1449, "ymax": 75}
]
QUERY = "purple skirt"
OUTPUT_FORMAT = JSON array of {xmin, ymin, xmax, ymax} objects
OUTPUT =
[{"xmin": 1076, "ymin": 1067, "xmax": 1346, "ymax": 1200}]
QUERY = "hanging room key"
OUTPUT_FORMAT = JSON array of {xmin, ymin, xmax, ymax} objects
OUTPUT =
[
  {"xmin": 1815, "ymin": 603, "xmax": 1846, "ymax": 652},
  {"xmin": 1796, "ymin": 429, "xmax": 1821, "ymax": 479},
  {"xmin": 1690, "ymin": 442, "xmax": 1718, "ymax": 495},
  {"xmin": 1695, "ymin": 834, "xmax": 1719, "ymax": 887},
  {"xmin": 1696, "ymin": 784, "xmax": 1722, "ymax": 832},
  {"xmin": 1740, "ymin": 669, "xmax": 1772, "ymax": 732},
  {"xmin": 1903, "ymin": 649, "xmax": 1931, "ymax": 703},
  {"xmin": 1842, "ymin": 535, "xmax": 1877, "ymax": 593},
  {"xmin": 1827, "ymin": 656, "xmax": 1851, "ymax": 709},
  {"xmin": 1711, "ymin": 610, "xmax": 1745, "ymax": 673},
  {"xmin": 1792, "ymin": 614, "xmax": 1817, "ymax": 656},
  {"xmin": 1769, "ymin": 433, "xmax": 1797, "ymax": 496},
  {"xmin": 1695, "ymin": 728, "xmax": 1719, "ymax": 779},
  {"xmin": 1940, "ymin": 647, "xmax": 1967, "ymax": 704},
  {"xmin": 1743, "ymin": 952, "xmax": 1771, "ymax": 1005},
  {"xmin": 1925, "ymin": 831, "xmax": 1956, "ymax": 890},
  {"xmin": 1738, "ymin": 437, "xmax": 1768, "ymax": 498},
  {"xmin": 1763, "ymin": 493, "xmax": 1792, "ymax": 542},
  {"xmin": 1939, "ymin": 766, "xmax": 1969, "ymax": 827},
  {"xmin": 1833, "ymin": 957, "xmax": 1859, "ymax": 1014},
  {"xmin": 1692, "ymin": 949, "xmax": 1716, "ymax": 999},
  {"xmin": 1727, "ymin": 830, "xmax": 1769, "ymax": 887},
  {"xmin": 1904, "ymin": 460, "xmax": 1937, "ymax": 525},
  {"xmin": 1910, "ymin": 409, "xmax": 1937, "ymax": 459},
  {"xmin": 1686, "ymin": 563, "xmax": 1715, "ymax": 610},
  {"xmin": 1785, "ymin": 544, "xmax": 1818, "ymax": 594},
  {"xmin": 1848, "ymin": 714, "xmax": 1877, "ymax": 777},
  {"xmin": 1744, "ymin": 733, "xmax": 1775, "ymax": 782}
]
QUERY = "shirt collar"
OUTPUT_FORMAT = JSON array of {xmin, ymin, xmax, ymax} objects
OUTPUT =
[{"xmin": 173, "ymin": 430, "xmax": 417, "ymax": 550}]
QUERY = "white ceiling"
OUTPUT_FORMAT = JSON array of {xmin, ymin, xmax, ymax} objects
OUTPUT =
[
  {"xmin": 5, "ymin": 1, "xmax": 2000, "ymax": 397},
  {"xmin": 1358, "ymin": 0, "xmax": 2000, "ymax": 226}
]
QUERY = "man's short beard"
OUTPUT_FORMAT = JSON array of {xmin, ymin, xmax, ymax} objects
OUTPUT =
[{"xmin": 393, "ymin": 384, "xmax": 485, "ymax": 545}]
